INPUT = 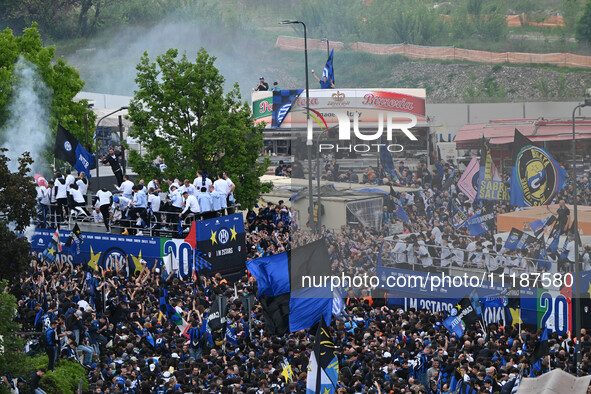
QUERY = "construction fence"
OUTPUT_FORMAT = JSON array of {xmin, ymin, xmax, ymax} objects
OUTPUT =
[{"xmin": 276, "ymin": 36, "xmax": 591, "ymax": 69}]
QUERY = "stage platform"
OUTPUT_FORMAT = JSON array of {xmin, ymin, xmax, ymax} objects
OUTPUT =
[{"xmin": 497, "ymin": 204, "xmax": 591, "ymax": 235}]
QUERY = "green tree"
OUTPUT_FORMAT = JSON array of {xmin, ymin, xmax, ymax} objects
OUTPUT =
[
  {"xmin": 0, "ymin": 24, "xmax": 94, "ymax": 154},
  {"xmin": 562, "ymin": 0, "xmax": 580, "ymax": 31},
  {"xmin": 128, "ymin": 48, "xmax": 271, "ymax": 209},
  {"xmin": 0, "ymin": 279, "xmax": 32, "ymax": 389},
  {"xmin": 0, "ymin": 149, "xmax": 36, "ymax": 279},
  {"xmin": 576, "ymin": 0, "xmax": 591, "ymax": 42}
]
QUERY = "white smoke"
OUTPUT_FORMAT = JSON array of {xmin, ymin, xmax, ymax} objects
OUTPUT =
[{"xmin": 0, "ymin": 56, "xmax": 51, "ymax": 174}]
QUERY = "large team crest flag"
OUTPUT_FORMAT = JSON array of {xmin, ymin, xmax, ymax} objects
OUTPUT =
[{"xmin": 510, "ymin": 129, "xmax": 567, "ymax": 206}]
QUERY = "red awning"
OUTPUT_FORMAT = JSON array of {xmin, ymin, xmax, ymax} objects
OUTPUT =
[{"xmin": 455, "ymin": 118, "xmax": 591, "ymax": 147}]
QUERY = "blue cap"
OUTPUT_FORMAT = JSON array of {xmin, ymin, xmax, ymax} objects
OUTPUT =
[{"xmin": 113, "ymin": 196, "xmax": 119, "ymax": 202}]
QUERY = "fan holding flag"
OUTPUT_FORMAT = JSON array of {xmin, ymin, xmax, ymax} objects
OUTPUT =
[{"xmin": 311, "ymin": 49, "xmax": 335, "ymax": 89}]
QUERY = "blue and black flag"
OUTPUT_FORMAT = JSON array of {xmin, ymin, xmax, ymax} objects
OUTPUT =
[
  {"xmin": 510, "ymin": 129, "xmax": 566, "ymax": 207},
  {"xmin": 55, "ymin": 125, "xmax": 94, "ymax": 177},
  {"xmin": 322, "ymin": 49, "xmax": 335, "ymax": 85},
  {"xmin": 246, "ymin": 239, "xmax": 333, "ymax": 334},
  {"xmin": 271, "ymin": 89, "xmax": 303, "ymax": 128},
  {"xmin": 306, "ymin": 317, "xmax": 339, "ymax": 394},
  {"xmin": 529, "ymin": 328, "xmax": 549, "ymax": 376},
  {"xmin": 529, "ymin": 215, "xmax": 555, "ymax": 237},
  {"xmin": 504, "ymin": 228, "xmax": 537, "ymax": 250},
  {"xmin": 437, "ymin": 364, "xmax": 462, "ymax": 393}
]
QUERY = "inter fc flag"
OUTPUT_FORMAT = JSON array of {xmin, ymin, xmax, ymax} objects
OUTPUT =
[
  {"xmin": 510, "ymin": 129, "xmax": 566, "ymax": 207},
  {"xmin": 42, "ymin": 229, "xmax": 63, "ymax": 263},
  {"xmin": 504, "ymin": 228, "xmax": 537, "ymax": 250},
  {"xmin": 529, "ymin": 328, "xmax": 549, "ymax": 376},
  {"xmin": 272, "ymin": 89, "xmax": 303, "ymax": 128},
  {"xmin": 246, "ymin": 239, "xmax": 333, "ymax": 334},
  {"xmin": 65, "ymin": 223, "xmax": 84, "ymax": 261},
  {"xmin": 322, "ymin": 49, "xmax": 335, "ymax": 85},
  {"xmin": 529, "ymin": 215, "xmax": 555, "ymax": 238},
  {"xmin": 306, "ymin": 317, "xmax": 339, "ymax": 394},
  {"xmin": 450, "ymin": 200, "xmax": 468, "ymax": 230},
  {"xmin": 437, "ymin": 365, "xmax": 462, "ymax": 393},
  {"xmin": 55, "ymin": 125, "xmax": 94, "ymax": 177}
]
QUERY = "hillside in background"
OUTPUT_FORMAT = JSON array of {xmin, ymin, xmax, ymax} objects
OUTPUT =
[{"xmin": 2, "ymin": 0, "xmax": 591, "ymax": 102}]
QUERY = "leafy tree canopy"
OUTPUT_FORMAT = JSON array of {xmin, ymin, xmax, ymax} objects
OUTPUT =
[
  {"xmin": 0, "ymin": 149, "xmax": 36, "ymax": 279},
  {"xmin": 0, "ymin": 24, "xmax": 94, "ymax": 152},
  {"xmin": 128, "ymin": 47, "xmax": 271, "ymax": 209},
  {"xmin": 577, "ymin": 0, "xmax": 591, "ymax": 43}
]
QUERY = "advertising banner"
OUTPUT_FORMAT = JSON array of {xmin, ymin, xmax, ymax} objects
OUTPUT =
[
  {"xmin": 253, "ymin": 88, "xmax": 427, "ymax": 128},
  {"xmin": 193, "ymin": 213, "xmax": 247, "ymax": 277},
  {"xmin": 378, "ymin": 264, "xmax": 572, "ymax": 334},
  {"xmin": 30, "ymin": 229, "xmax": 163, "ymax": 272}
]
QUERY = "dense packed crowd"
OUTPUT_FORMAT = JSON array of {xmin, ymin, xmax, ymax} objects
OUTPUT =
[{"xmin": 11, "ymin": 155, "xmax": 591, "ymax": 393}]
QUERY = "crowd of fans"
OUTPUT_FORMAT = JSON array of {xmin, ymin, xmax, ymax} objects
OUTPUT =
[
  {"xmin": 34, "ymin": 170, "xmax": 238, "ymax": 236},
  {"xmin": 13, "ymin": 155, "xmax": 591, "ymax": 393}
]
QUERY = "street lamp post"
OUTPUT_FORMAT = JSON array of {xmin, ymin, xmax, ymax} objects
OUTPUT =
[
  {"xmin": 316, "ymin": 128, "xmax": 328, "ymax": 230},
  {"xmin": 320, "ymin": 38, "xmax": 330, "ymax": 58},
  {"xmin": 572, "ymin": 94, "xmax": 591, "ymax": 373},
  {"xmin": 280, "ymin": 20, "xmax": 315, "ymax": 233},
  {"xmin": 94, "ymin": 106, "xmax": 129, "ymax": 191}
]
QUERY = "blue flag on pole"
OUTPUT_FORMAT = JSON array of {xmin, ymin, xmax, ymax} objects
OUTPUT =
[
  {"xmin": 443, "ymin": 315, "xmax": 466, "ymax": 337},
  {"xmin": 272, "ymin": 89, "xmax": 303, "ymax": 128},
  {"xmin": 393, "ymin": 204, "xmax": 410, "ymax": 223},
  {"xmin": 322, "ymin": 49, "xmax": 335, "ymax": 85},
  {"xmin": 246, "ymin": 239, "xmax": 333, "ymax": 334}
]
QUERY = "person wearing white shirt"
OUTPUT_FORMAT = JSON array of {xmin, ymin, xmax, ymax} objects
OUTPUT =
[
  {"xmin": 197, "ymin": 187, "xmax": 214, "ymax": 219},
  {"xmin": 485, "ymin": 245, "xmax": 501, "ymax": 273},
  {"xmin": 583, "ymin": 246, "xmax": 591, "ymax": 271},
  {"xmin": 224, "ymin": 172, "xmax": 236, "ymax": 212},
  {"xmin": 112, "ymin": 195, "xmax": 131, "ymax": 218},
  {"xmin": 68, "ymin": 184, "xmax": 89, "ymax": 217},
  {"xmin": 76, "ymin": 172, "xmax": 89, "ymax": 201},
  {"xmin": 193, "ymin": 170, "xmax": 212, "ymax": 191},
  {"xmin": 147, "ymin": 179, "xmax": 161, "ymax": 194},
  {"xmin": 36, "ymin": 183, "xmax": 50, "ymax": 228},
  {"xmin": 167, "ymin": 185, "xmax": 183, "ymax": 224},
  {"xmin": 179, "ymin": 179, "xmax": 198, "ymax": 197},
  {"xmin": 432, "ymin": 220, "xmax": 442, "ymax": 244},
  {"xmin": 180, "ymin": 192, "xmax": 200, "ymax": 221},
  {"xmin": 115, "ymin": 175, "xmax": 134, "ymax": 200},
  {"xmin": 54, "ymin": 172, "xmax": 68, "ymax": 223},
  {"xmin": 147, "ymin": 188, "xmax": 162, "ymax": 227},
  {"xmin": 392, "ymin": 237, "xmax": 408, "ymax": 269},
  {"xmin": 209, "ymin": 184, "xmax": 222, "ymax": 215},
  {"xmin": 451, "ymin": 240, "xmax": 464, "ymax": 267},
  {"xmin": 65, "ymin": 169, "xmax": 76, "ymax": 193},
  {"xmin": 406, "ymin": 242, "xmax": 417, "ymax": 267},
  {"xmin": 440, "ymin": 238, "xmax": 452, "ymax": 268},
  {"xmin": 213, "ymin": 173, "xmax": 229, "ymax": 213},
  {"xmin": 47, "ymin": 180, "xmax": 57, "ymax": 228},
  {"xmin": 96, "ymin": 188, "xmax": 113, "ymax": 233},
  {"xmin": 416, "ymin": 243, "xmax": 433, "ymax": 270}
]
